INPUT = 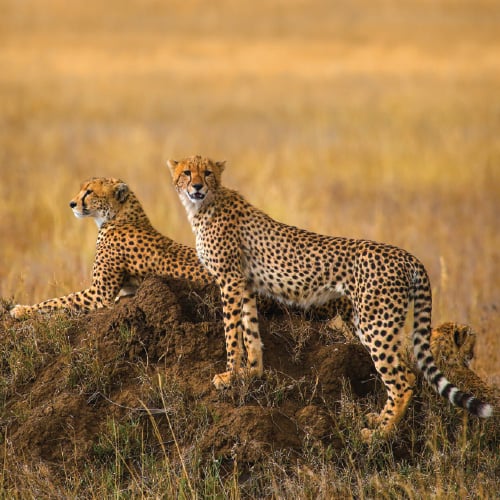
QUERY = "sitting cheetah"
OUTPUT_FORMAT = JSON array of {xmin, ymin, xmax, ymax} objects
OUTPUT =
[
  {"xmin": 167, "ymin": 155, "xmax": 492, "ymax": 441},
  {"xmin": 10, "ymin": 177, "xmax": 212, "ymax": 318}
]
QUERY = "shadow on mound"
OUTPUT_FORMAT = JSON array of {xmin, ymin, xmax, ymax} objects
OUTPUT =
[{"xmin": 0, "ymin": 276, "xmax": 378, "ymax": 473}]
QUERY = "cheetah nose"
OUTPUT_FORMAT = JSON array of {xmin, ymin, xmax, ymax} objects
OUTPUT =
[
  {"xmin": 192, "ymin": 183, "xmax": 203, "ymax": 191},
  {"xmin": 69, "ymin": 201, "xmax": 77, "ymax": 208}
]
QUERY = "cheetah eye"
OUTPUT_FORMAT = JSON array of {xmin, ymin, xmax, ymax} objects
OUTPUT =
[
  {"xmin": 183, "ymin": 170, "xmax": 191, "ymax": 177},
  {"xmin": 204, "ymin": 170, "xmax": 212, "ymax": 177},
  {"xmin": 85, "ymin": 189, "xmax": 93, "ymax": 195}
]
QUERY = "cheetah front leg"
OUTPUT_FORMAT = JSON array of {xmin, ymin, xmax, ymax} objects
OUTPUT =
[
  {"xmin": 10, "ymin": 260, "xmax": 124, "ymax": 319},
  {"xmin": 10, "ymin": 288, "xmax": 113, "ymax": 318},
  {"xmin": 213, "ymin": 278, "xmax": 257, "ymax": 389},
  {"xmin": 241, "ymin": 286, "xmax": 263, "ymax": 377}
]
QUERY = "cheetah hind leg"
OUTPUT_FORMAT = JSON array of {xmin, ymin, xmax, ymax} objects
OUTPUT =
[{"xmin": 361, "ymin": 362, "xmax": 416, "ymax": 443}]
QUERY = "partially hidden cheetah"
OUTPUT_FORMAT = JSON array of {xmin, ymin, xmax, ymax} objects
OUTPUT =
[
  {"xmin": 167, "ymin": 155, "xmax": 492, "ymax": 441},
  {"xmin": 430, "ymin": 322, "xmax": 476, "ymax": 370},
  {"xmin": 430, "ymin": 323, "xmax": 498, "ymax": 410},
  {"xmin": 10, "ymin": 177, "xmax": 212, "ymax": 318}
]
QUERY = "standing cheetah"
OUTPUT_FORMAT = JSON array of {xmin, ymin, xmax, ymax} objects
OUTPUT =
[
  {"xmin": 10, "ymin": 177, "xmax": 212, "ymax": 318},
  {"xmin": 167, "ymin": 155, "xmax": 492, "ymax": 441}
]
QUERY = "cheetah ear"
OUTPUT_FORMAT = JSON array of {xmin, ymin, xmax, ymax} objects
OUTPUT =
[
  {"xmin": 114, "ymin": 182, "xmax": 129, "ymax": 203},
  {"xmin": 166, "ymin": 160, "xmax": 178, "ymax": 178},
  {"xmin": 215, "ymin": 160, "xmax": 226, "ymax": 172}
]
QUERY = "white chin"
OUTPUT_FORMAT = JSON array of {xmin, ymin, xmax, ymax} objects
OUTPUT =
[
  {"xmin": 189, "ymin": 194, "xmax": 205, "ymax": 202},
  {"xmin": 73, "ymin": 211, "xmax": 86, "ymax": 219}
]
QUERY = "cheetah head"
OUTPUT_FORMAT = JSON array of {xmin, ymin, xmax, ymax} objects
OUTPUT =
[
  {"xmin": 431, "ymin": 322, "xmax": 476, "ymax": 368},
  {"xmin": 167, "ymin": 156, "xmax": 225, "ymax": 209},
  {"xmin": 70, "ymin": 177, "xmax": 130, "ymax": 228}
]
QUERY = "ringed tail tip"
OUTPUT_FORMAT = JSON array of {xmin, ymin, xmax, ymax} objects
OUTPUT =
[{"xmin": 478, "ymin": 402, "xmax": 493, "ymax": 419}]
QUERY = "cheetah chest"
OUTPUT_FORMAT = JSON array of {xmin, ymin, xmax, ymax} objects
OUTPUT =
[{"xmin": 193, "ymin": 218, "xmax": 228, "ymax": 274}]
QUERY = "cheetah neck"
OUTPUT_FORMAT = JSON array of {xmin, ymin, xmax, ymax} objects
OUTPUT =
[
  {"xmin": 100, "ymin": 195, "xmax": 151, "ymax": 228},
  {"xmin": 94, "ymin": 216, "xmax": 108, "ymax": 229}
]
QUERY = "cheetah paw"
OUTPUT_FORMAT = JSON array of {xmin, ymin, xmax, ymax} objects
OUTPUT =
[
  {"xmin": 361, "ymin": 427, "xmax": 374, "ymax": 443},
  {"xmin": 212, "ymin": 371, "xmax": 233, "ymax": 389},
  {"xmin": 361, "ymin": 425, "xmax": 387, "ymax": 443},
  {"xmin": 365, "ymin": 412, "xmax": 381, "ymax": 428},
  {"xmin": 10, "ymin": 305, "xmax": 32, "ymax": 320}
]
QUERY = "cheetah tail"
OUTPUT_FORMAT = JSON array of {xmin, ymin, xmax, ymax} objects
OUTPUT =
[{"xmin": 412, "ymin": 271, "xmax": 493, "ymax": 419}]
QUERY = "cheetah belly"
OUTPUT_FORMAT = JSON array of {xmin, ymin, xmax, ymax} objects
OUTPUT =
[{"xmin": 244, "ymin": 256, "xmax": 345, "ymax": 309}]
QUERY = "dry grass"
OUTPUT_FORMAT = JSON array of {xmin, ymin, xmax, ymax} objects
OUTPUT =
[{"xmin": 0, "ymin": 0, "xmax": 499, "ymax": 494}]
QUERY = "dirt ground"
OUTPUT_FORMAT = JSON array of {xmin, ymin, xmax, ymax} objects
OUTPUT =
[
  {"xmin": 3, "ymin": 276, "xmax": 498, "ymax": 488},
  {"xmin": 0, "ymin": 277, "xmax": 383, "ymax": 470}
]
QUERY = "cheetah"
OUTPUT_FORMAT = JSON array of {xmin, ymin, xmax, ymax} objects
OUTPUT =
[
  {"xmin": 167, "ymin": 155, "xmax": 492, "ymax": 441},
  {"xmin": 430, "ymin": 322, "xmax": 476, "ymax": 370},
  {"xmin": 430, "ymin": 323, "xmax": 498, "ymax": 409},
  {"xmin": 10, "ymin": 177, "xmax": 212, "ymax": 318}
]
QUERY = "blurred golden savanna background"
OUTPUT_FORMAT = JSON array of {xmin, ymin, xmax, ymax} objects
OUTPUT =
[{"xmin": 1, "ymin": 0, "xmax": 498, "ymax": 376}]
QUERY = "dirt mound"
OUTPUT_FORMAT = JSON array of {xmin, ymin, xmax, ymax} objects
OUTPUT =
[{"xmin": 0, "ymin": 276, "xmax": 377, "ymax": 474}]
